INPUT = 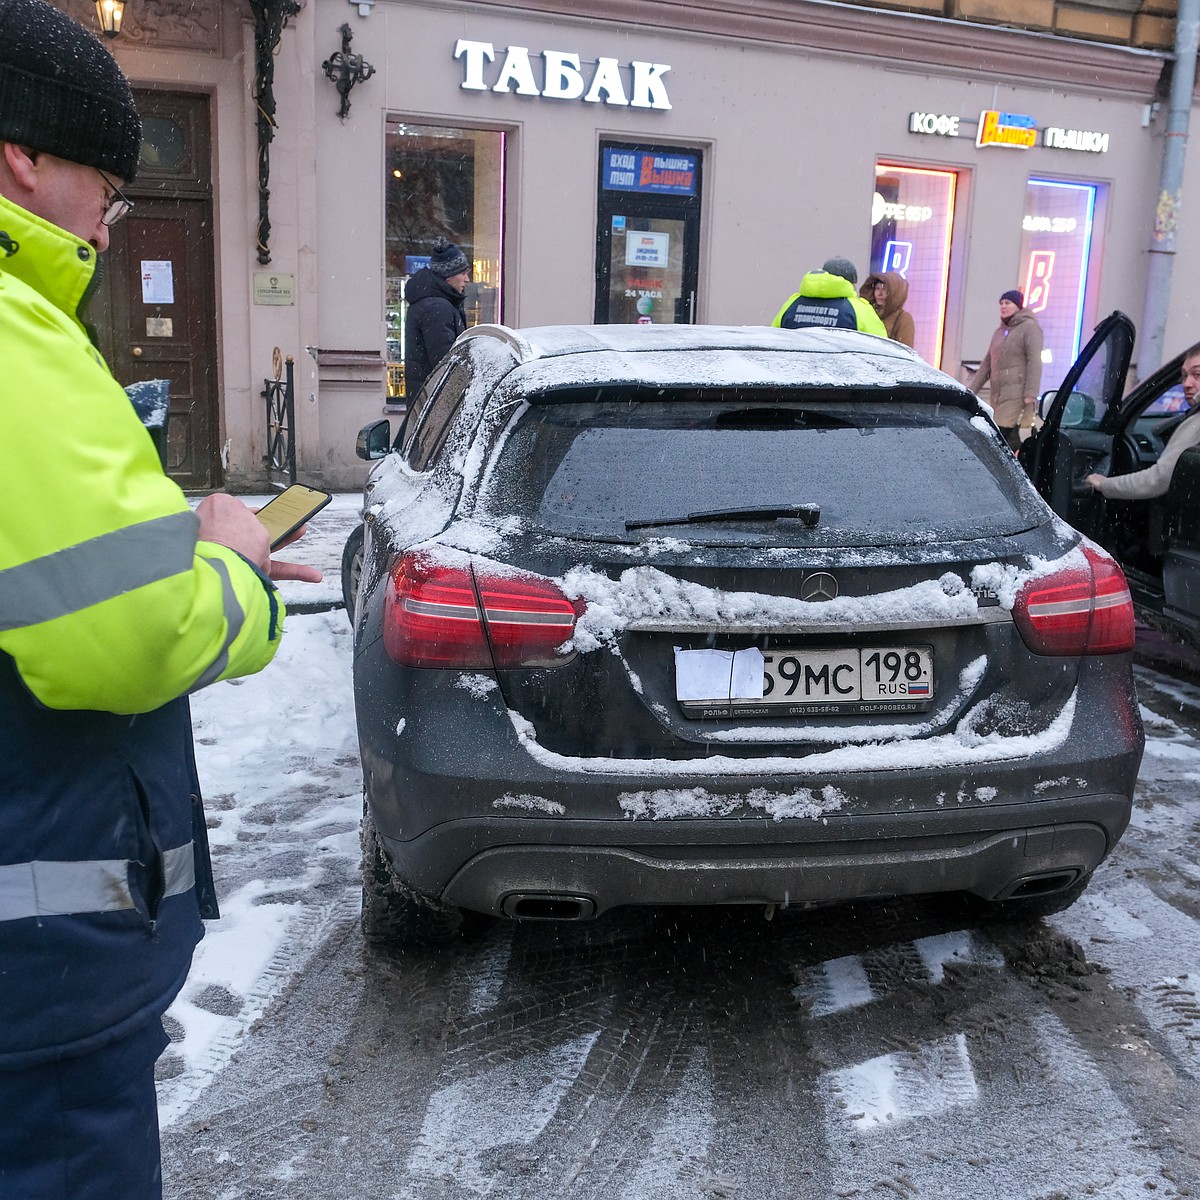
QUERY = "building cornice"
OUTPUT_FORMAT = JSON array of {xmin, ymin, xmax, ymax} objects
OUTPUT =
[{"xmin": 429, "ymin": 0, "xmax": 1168, "ymax": 101}]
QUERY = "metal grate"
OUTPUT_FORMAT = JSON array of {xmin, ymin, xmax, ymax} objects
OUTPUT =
[{"xmin": 262, "ymin": 355, "xmax": 296, "ymax": 485}]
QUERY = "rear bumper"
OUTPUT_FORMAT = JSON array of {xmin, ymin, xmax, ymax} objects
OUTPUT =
[
  {"xmin": 356, "ymin": 644, "xmax": 1142, "ymax": 916},
  {"xmin": 374, "ymin": 794, "xmax": 1130, "ymax": 916}
]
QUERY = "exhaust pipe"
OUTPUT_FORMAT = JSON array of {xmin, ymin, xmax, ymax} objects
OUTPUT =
[
  {"xmin": 1002, "ymin": 870, "xmax": 1080, "ymax": 899},
  {"xmin": 500, "ymin": 893, "xmax": 596, "ymax": 921}
]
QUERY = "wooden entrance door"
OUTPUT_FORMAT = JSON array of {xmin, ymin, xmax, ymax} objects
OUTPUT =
[{"xmin": 91, "ymin": 91, "xmax": 220, "ymax": 489}]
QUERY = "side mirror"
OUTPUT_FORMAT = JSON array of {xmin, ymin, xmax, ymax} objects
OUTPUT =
[
  {"xmin": 125, "ymin": 378, "xmax": 170, "ymax": 467},
  {"xmin": 1036, "ymin": 390, "xmax": 1055, "ymax": 419},
  {"xmin": 356, "ymin": 419, "xmax": 392, "ymax": 461}
]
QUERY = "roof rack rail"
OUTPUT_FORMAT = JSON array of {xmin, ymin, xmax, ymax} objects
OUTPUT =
[{"xmin": 460, "ymin": 324, "xmax": 533, "ymax": 363}]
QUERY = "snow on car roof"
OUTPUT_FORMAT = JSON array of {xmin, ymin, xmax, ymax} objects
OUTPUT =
[{"xmin": 466, "ymin": 324, "xmax": 973, "ymax": 399}]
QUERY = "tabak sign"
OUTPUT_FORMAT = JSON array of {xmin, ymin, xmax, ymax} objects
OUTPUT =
[{"xmin": 454, "ymin": 39, "xmax": 672, "ymax": 110}]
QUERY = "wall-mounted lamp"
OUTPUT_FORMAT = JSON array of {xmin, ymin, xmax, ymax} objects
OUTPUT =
[
  {"xmin": 95, "ymin": 0, "xmax": 125, "ymax": 38},
  {"xmin": 321, "ymin": 24, "xmax": 375, "ymax": 120}
]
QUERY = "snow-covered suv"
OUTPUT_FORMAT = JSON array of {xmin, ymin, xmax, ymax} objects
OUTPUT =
[{"xmin": 348, "ymin": 323, "xmax": 1144, "ymax": 945}]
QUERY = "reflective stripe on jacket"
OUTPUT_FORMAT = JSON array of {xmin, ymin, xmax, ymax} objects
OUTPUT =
[
  {"xmin": 0, "ymin": 194, "xmax": 282, "ymax": 1068},
  {"xmin": 0, "ymin": 843, "xmax": 195, "ymax": 922}
]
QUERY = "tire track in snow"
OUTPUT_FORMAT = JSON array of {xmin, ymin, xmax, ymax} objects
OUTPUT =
[
  {"xmin": 402, "ymin": 918, "xmax": 718, "ymax": 1198},
  {"xmin": 162, "ymin": 610, "xmax": 363, "ymax": 1126},
  {"xmin": 1054, "ymin": 875, "xmax": 1200, "ymax": 1079},
  {"xmin": 158, "ymin": 885, "xmax": 359, "ymax": 1128},
  {"xmin": 800, "ymin": 926, "xmax": 1179, "ymax": 1198}
]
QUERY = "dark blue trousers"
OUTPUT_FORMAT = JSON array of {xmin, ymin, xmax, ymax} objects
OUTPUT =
[{"xmin": 0, "ymin": 1021, "xmax": 169, "ymax": 1200}]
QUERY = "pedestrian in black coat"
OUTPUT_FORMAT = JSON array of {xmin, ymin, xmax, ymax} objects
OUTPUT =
[{"xmin": 404, "ymin": 237, "xmax": 470, "ymax": 399}]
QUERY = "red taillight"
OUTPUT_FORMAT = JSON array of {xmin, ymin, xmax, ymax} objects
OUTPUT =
[
  {"xmin": 383, "ymin": 554, "xmax": 490, "ymax": 668},
  {"xmin": 476, "ymin": 571, "xmax": 582, "ymax": 669},
  {"xmin": 1013, "ymin": 544, "xmax": 1135, "ymax": 655},
  {"xmin": 382, "ymin": 553, "xmax": 581, "ymax": 669}
]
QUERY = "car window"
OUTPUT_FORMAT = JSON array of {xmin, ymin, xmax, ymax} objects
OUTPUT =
[
  {"xmin": 1045, "ymin": 320, "xmax": 1131, "ymax": 433},
  {"xmin": 395, "ymin": 357, "xmax": 454, "ymax": 457},
  {"xmin": 1142, "ymin": 382, "xmax": 1189, "ymax": 417},
  {"xmin": 478, "ymin": 391, "xmax": 1045, "ymax": 547},
  {"xmin": 407, "ymin": 359, "xmax": 472, "ymax": 471}
]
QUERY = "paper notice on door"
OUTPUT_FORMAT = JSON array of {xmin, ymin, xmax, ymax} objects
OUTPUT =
[
  {"xmin": 625, "ymin": 231, "xmax": 669, "ymax": 268},
  {"xmin": 141, "ymin": 260, "xmax": 174, "ymax": 305}
]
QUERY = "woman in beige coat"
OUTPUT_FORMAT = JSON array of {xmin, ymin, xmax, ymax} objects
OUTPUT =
[{"xmin": 969, "ymin": 289, "xmax": 1044, "ymax": 452}]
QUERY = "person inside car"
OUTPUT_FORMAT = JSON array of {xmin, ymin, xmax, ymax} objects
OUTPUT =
[{"xmin": 1085, "ymin": 343, "xmax": 1200, "ymax": 498}]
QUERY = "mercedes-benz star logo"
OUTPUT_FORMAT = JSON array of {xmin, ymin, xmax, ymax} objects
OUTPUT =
[{"xmin": 800, "ymin": 572, "xmax": 839, "ymax": 602}]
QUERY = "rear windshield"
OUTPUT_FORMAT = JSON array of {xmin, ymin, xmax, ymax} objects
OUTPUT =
[{"xmin": 477, "ymin": 390, "xmax": 1045, "ymax": 546}]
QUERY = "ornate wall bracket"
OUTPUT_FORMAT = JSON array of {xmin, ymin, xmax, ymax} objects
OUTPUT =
[
  {"xmin": 321, "ymin": 23, "xmax": 375, "ymax": 120},
  {"xmin": 249, "ymin": 0, "xmax": 301, "ymax": 264}
]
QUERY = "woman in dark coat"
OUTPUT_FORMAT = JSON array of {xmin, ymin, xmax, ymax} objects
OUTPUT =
[{"xmin": 404, "ymin": 237, "xmax": 470, "ymax": 399}]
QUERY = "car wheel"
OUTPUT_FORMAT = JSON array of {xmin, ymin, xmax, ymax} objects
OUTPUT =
[
  {"xmin": 341, "ymin": 523, "xmax": 365, "ymax": 619},
  {"xmin": 360, "ymin": 805, "xmax": 462, "ymax": 946},
  {"xmin": 979, "ymin": 872, "xmax": 1094, "ymax": 922}
]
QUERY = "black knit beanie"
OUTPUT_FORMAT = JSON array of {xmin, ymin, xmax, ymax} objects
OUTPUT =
[
  {"xmin": 429, "ymin": 237, "xmax": 470, "ymax": 279},
  {"xmin": 0, "ymin": 0, "xmax": 141, "ymax": 181},
  {"xmin": 1000, "ymin": 289, "xmax": 1024, "ymax": 307},
  {"xmin": 822, "ymin": 255, "xmax": 859, "ymax": 287}
]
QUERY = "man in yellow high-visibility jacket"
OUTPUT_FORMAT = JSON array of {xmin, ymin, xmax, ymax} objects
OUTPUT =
[
  {"xmin": 772, "ymin": 255, "xmax": 888, "ymax": 337},
  {"xmin": 0, "ymin": 1, "xmax": 319, "ymax": 1195}
]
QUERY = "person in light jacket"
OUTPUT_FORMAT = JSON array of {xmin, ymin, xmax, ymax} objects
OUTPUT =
[
  {"xmin": 969, "ymin": 289, "xmax": 1044, "ymax": 452},
  {"xmin": 1086, "ymin": 344, "xmax": 1200, "ymax": 499}
]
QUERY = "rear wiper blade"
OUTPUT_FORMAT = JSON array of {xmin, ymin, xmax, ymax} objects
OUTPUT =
[{"xmin": 625, "ymin": 504, "xmax": 820, "ymax": 531}]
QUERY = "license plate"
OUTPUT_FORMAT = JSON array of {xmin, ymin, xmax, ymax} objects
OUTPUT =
[
  {"xmin": 763, "ymin": 647, "xmax": 933, "ymax": 704},
  {"xmin": 674, "ymin": 644, "xmax": 934, "ymax": 716}
]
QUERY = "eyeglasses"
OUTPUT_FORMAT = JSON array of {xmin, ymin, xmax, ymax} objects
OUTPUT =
[{"xmin": 96, "ymin": 169, "xmax": 133, "ymax": 227}]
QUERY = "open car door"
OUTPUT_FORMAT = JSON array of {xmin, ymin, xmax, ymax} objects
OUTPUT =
[{"xmin": 1018, "ymin": 311, "xmax": 1135, "ymax": 536}]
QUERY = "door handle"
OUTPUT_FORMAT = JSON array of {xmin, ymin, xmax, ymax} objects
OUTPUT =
[{"xmin": 132, "ymin": 347, "xmax": 143, "ymax": 356}]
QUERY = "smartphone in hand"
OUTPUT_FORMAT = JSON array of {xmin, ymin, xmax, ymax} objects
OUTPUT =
[{"xmin": 255, "ymin": 484, "xmax": 332, "ymax": 550}]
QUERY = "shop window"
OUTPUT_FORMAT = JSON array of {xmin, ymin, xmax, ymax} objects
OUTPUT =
[
  {"xmin": 870, "ymin": 164, "xmax": 957, "ymax": 368},
  {"xmin": 1020, "ymin": 178, "xmax": 1102, "ymax": 392},
  {"xmin": 385, "ymin": 122, "xmax": 505, "ymax": 400}
]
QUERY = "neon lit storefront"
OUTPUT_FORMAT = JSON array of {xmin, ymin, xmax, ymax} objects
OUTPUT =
[
  {"xmin": 869, "ymin": 165, "xmax": 957, "ymax": 368},
  {"xmin": 1019, "ymin": 178, "xmax": 1102, "ymax": 392}
]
